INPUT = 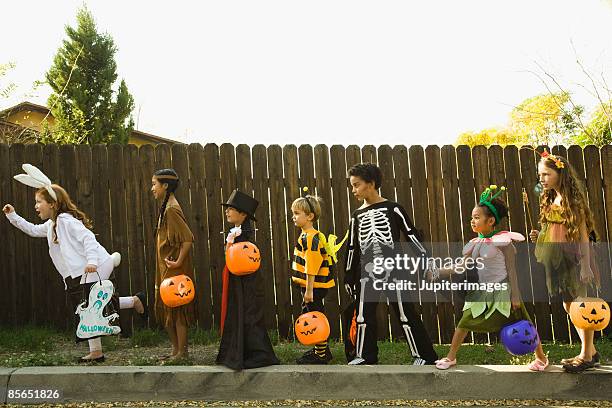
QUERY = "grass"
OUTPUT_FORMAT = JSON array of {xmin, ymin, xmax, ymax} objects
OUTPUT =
[{"xmin": 0, "ymin": 326, "xmax": 610, "ymax": 367}]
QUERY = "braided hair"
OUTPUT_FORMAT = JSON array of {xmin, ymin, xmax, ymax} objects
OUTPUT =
[{"xmin": 154, "ymin": 169, "xmax": 180, "ymax": 232}]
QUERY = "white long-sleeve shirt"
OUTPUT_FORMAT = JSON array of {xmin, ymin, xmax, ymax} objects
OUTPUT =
[{"xmin": 5, "ymin": 211, "xmax": 112, "ymax": 284}]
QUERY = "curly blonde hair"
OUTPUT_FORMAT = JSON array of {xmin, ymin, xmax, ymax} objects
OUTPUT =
[{"xmin": 538, "ymin": 155, "xmax": 595, "ymax": 242}]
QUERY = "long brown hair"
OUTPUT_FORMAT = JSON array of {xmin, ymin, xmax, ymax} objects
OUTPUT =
[
  {"xmin": 36, "ymin": 184, "xmax": 93, "ymax": 243},
  {"xmin": 538, "ymin": 155, "xmax": 595, "ymax": 242}
]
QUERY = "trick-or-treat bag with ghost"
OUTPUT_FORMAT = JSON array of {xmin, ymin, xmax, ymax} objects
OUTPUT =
[{"xmin": 75, "ymin": 278, "xmax": 121, "ymax": 339}]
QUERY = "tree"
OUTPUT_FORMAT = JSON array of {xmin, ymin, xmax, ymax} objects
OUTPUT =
[
  {"xmin": 573, "ymin": 101, "xmax": 612, "ymax": 147},
  {"xmin": 509, "ymin": 92, "xmax": 583, "ymax": 146},
  {"xmin": 455, "ymin": 127, "xmax": 519, "ymax": 147},
  {"xmin": 44, "ymin": 6, "xmax": 134, "ymax": 145},
  {"xmin": 454, "ymin": 93, "xmax": 585, "ymax": 148}
]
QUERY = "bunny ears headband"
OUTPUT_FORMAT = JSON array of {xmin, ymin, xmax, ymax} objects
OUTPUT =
[{"xmin": 13, "ymin": 164, "xmax": 57, "ymax": 201}]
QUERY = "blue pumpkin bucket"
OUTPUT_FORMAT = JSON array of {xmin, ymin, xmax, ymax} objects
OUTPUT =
[{"xmin": 500, "ymin": 319, "xmax": 540, "ymax": 356}]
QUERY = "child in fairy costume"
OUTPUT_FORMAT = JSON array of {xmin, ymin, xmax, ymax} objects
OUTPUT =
[
  {"xmin": 530, "ymin": 151, "xmax": 600, "ymax": 373},
  {"xmin": 429, "ymin": 185, "xmax": 548, "ymax": 371}
]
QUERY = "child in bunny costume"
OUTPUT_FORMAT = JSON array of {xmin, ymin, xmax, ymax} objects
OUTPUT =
[{"xmin": 3, "ymin": 164, "xmax": 147, "ymax": 363}]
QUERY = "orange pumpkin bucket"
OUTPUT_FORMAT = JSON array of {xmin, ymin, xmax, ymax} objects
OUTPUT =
[
  {"xmin": 569, "ymin": 297, "xmax": 610, "ymax": 331},
  {"xmin": 295, "ymin": 311, "xmax": 330, "ymax": 346},
  {"xmin": 226, "ymin": 242, "xmax": 261, "ymax": 275},
  {"xmin": 160, "ymin": 275, "xmax": 195, "ymax": 308}
]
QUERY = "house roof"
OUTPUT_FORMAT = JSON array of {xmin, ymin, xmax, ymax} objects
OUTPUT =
[
  {"xmin": 0, "ymin": 101, "xmax": 180, "ymax": 144},
  {"xmin": 131, "ymin": 129, "xmax": 181, "ymax": 144},
  {"xmin": 0, "ymin": 101, "xmax": 50, "ymax": 118}
]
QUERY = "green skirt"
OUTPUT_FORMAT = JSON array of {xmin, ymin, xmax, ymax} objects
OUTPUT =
[
  {"xmin": 458, "ymin": 288, "xmax": 533, "ymax": 333},
  {"xmin": 458, "ymin": 303, "xmax": 532, "ymax": 333}
]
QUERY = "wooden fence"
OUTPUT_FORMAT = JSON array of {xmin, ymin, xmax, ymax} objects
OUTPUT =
[{"xmin": 0, "ymin": 143, "xmax": 611, "ymax": 344}]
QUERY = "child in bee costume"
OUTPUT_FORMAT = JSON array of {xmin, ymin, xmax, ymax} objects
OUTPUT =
[{"xmin": 290, "ymin": 192, "xmax": 347, "ymax": 364}]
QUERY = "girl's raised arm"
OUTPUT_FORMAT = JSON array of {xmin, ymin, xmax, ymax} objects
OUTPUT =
[{"xmin": 4, "ymin": 208, "xmax": 50, "ymax": 238}]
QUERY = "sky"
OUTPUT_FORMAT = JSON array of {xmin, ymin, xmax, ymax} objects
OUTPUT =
[{"xmin": 2, "ymin": 0, "xmax": 612, "ymax": 146}]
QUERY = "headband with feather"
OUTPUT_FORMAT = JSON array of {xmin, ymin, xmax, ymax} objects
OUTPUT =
[{"xmin": 13, "ymin": 164, "xmax": 57, "ymax": 201}]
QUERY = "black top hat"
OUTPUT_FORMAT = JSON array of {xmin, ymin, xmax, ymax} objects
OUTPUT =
[{"xmin": 221, "ymin": 190, "xmax": 258, "ymax": 221}]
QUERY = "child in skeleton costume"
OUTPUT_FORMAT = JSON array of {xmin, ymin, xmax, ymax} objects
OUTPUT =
[
  {"xmin": 216, "ymin": 190, "xmax": 280, "ymax": 370},
  {"xmin": 427, "ymin": 186, "xmax": 548, "ymax": 371},
  {"xmin": 4, "ymin": 164, "xmax": 146, "ymax": 363},
  {"xmin": 291, "ymin": 191, "xmax": 346, "ymax": 364},
  {"xmin": 343, "ymin": 163, "xmax": 438, "ymax": 365},
  {"xmin": 152, "ymin": 169, "xmax": 196, "ymax": 361}
]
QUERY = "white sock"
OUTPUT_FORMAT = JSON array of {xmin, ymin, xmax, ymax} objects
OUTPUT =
[
  {"xmin": 119, "ymin": 296, "xmax": 135, "ymax": 309},
  {"xmin": 88, "ymin": 337, "xmax": 102, "ymax": 353}
]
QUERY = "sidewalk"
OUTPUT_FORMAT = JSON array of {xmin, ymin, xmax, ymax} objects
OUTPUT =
[{"xmin": 2, "ymin": 364, "xmax": 612, "ymax": 404}]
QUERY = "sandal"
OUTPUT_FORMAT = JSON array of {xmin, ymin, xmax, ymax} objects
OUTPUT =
[
  {"xmin": 435, "ymin": 357, "xmax": 457, "ymax": 370},
  {"xmin": 561, "ymin": 352, "xmax": 600, "ymax": 367},
  {"xmin": 563, "ymin": 357, "xmax": 595, "ymax": 373},
  {"xmin": 527, "ymin": 358, "xmax": 549, "ymax": 371}
]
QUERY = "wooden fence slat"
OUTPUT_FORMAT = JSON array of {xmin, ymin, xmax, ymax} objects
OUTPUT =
[
  {"xmin": 345, "ymin": 146, "xmax": 361, "ymax": 214},
  {"xmin": 187, "ymin": 144, "xmax": 212, "ymax": 329},
  {"xmin": 426, "ymin": 145, "xmax": 452, "ymax": 344},
  {"xmin": 125, "ymin": 145, "xmax": 147, "ymax": 329},
  {"xmin": 219, "ymin": 143, "xmax": 237, "ymax": 233},
  {"xmin": 441, "ymin": 145, "xmax": 464, "ymax": 339},
  {"xmin": 105, "ymin": 144, "xmax": 131, "ymax": 336},
  {"xmin": 0, "ymin": 144, "xmax": 16, "ymax": 325},
  {"xmin": 24, "ymin": 144, "xmax": 45, "ymax": 325},
  {"xmin": 455, "ymin": 145, "xmax": 479, "ymax": 344},
  {"xmin": 203, "ymin": 144, "xmax": 224, "ymax": 329},
  {"xmin": 236, "ymin": 144, "xmax": 253, "ymax": 194},
  {"xmin": 361, "ymin": 145, "xmax": 377, "ymax": 165},
  {"xmin": 138, "ymin": 145, "xmax": 157, "ymax": 328},
  {"xmin": 42, "ymin": 144, "xmax": 65, "ymax": 328},
  {"xmin": 251, "ymin": 145, "xmax": 276, "ymax": 331},
  {"xmin": 488, "ymin": 145, "xmax": 509, "ymax": 231},
  {"xmin": 330, "ymin": 145, "xmax": 351, "ymax": 330},
  {"xmin": 314, "ymin": 144, "xmax": 341, "ymax": 339},
  {"xmin": 408, "ymin": 145, "xmax": 438, "ymax": 341},
  {"xmin": 268, "ymin": 145, "xmax": 292, "ymax": 338},
  {"xmin": 282, "ymin": 145, "xmax": 303, "ymax": 331},
  {"xmin": 10, "ymin": 144, "xmax": 31, "ymax": 325}
]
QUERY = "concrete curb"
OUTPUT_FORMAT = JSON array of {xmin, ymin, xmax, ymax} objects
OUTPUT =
[{"xmin": 2, "ymin": 364, "xmax": 611, "ymax": 404}]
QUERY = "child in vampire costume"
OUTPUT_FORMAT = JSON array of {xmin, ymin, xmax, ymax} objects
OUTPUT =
[
  {"xmin": 216, "ymin": 190, "xmax": 280, "ymax": 370},
  {"xmin": 343, "ymin": 163, "xmax": 438, "ymax": 365}
]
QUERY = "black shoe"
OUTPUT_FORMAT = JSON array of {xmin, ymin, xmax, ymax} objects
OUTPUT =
[
  {"xmin": 135, "ymin": 291, "xmax": 148, "ymax": 321},
  {"xmin": 348, "ymin": 357, "xmax": 377, "ymax": 365},
  {"xmin": 296, "ymin": 352, "xmax": 329, "ymax": 365},
  {"xmin": 563, "ymin": 357, "xmax": 595, "ymax": 373},
  {"xmin": 78, "ymin": 355, "xmax": 105, "ymax": 363},
  {"xmin": 301, "ymin": 347, "xmax": 332, "ymax": 362}
]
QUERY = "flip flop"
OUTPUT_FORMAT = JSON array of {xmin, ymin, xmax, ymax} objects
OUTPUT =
[
  {"xmin": 435, "ymin": 357, "xmax": 456, "ymax": 370},
  {"xmin": 527, "ymin": 358, "xmax": 549, "ymax": 371}
]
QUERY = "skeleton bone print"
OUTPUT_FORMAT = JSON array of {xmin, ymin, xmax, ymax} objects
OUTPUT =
[{"xmin": 358, "ymin": 207, "xmax": 394, "ymax": 281}]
